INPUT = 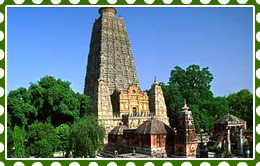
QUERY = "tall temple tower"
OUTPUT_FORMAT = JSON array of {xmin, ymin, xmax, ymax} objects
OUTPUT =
[
  {"xmin": 84, "ymin": 7, "xmax": 169, "ymax": 133},
  {"xmin": 84, "ymin": 7, "xmax": 139, "ymax": 110}
]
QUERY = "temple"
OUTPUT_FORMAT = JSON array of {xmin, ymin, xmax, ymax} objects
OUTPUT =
[
  {"xmin": 212, "ymin": 114, "xmax": 247, "ymax": 156},
  {"xmin": 174, "ymin": 100, "xmax": 198, "ymax": 157},
  {"xmin": 83, "ymin": 7, "xmax": 252, "ymax": 158},
  {"xmin": 84, "ymin": 7, "xmax": 169, "ymax": 133}
]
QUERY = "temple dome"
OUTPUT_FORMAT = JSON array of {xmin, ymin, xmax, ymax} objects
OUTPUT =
[
  {"xmin": 108, "ymin": 122, "xmax": 128, "ymax": 135},
  {"xmin": 135, "ymin": 118, "xmax": 173, "ymax": 135},
  {"xmin": 215, "ymin": 114, "xmax": 245, "ymax": 125}
]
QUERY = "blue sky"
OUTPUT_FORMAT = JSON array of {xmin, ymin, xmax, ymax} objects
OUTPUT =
[{"xmin": 7, "ymin": 7, "xmax": 253, "ymax": 97}]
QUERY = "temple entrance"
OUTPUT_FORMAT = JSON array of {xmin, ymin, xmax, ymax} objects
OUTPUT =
[{"xmin": 133, "ymin": 107, "xmax": 137, "ymax": 114}]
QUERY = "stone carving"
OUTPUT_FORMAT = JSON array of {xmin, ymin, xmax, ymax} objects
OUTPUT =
[
  {"xmin": 84, "ymin": 7, "xmax": 169, "ymax": 135},
  {"xmin": 97, "ymin": 78, "xmax": 113, "ymax": 118},
  {"xmin": 149, "ymin": 77, "xmax": 168, "ymax": 122},
  {"xmin": 84, "ymin": 7, "xmax": 139, "ymax": 109},
  {"xmin": 174, "ymin": 100, "xmax": 198, "ymax": 157},
  {"xmin": 118, "ymin": 85, "xmax": 150, "ymax": 116}
]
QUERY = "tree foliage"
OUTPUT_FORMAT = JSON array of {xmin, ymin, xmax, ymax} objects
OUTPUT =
[
  {"xmin": 162, "ymin": 65, "xmax": 252, "ymax": 132},
  {"xmin": 8, "ymin": 76, "xmax": 91, "ymax": 129},
  {"xmin": 13, "ymin": 126, "xmax": 26, "ymax": 158},
  {"xmin": 8, "ymin": 88, "xmax": 37, "ymax": 128},
  {"xmin": 227, "ymin": 89, "xmax": 253, "ymax": 129},
  {"xmin": 7, "ymin": 76, "xmax": 103, "ymax": 158},
  {"xmin": 163, "ymin": 65, "xmax": 215, "ymax": 130},
  {"xmin": 160, "ymin": 83, "xmax": 183, "ymax": 127},
  {"xmin": 27, "ymin": 121, "xmax": 59, "ymax": 158},
  {"xmin": 7, "ymin": 126, "xmax": 14, "ymax": 157},
  {"xmin": 169, "ymin": 65, "xmax": 213, "ymax": 103},
  {"xmin": 28, "ymin": 76, "xmax": 90, "ymax": 126},
  {"xmin": 70, "ymin": 115, "xmax": 105, "ymax": 158},
  {"xmin": 56, "ymin": 124, "xmax": 70, "ymax": 156}
]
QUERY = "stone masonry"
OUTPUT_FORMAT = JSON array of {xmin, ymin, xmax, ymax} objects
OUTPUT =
[
  {"xmin": 174, "ymin": 100, "xmax": 198, "ymax": 157},
  {"xmin": 84, "ymin": 7, "xmax": 139, "ymax": 99},
  {"xmin": 84, "ymin": 7, "xmax": 169, "ymax": 134},
  {"xmin": 149, "ymin": 77, "xmax": 169, "ymax": 124}
]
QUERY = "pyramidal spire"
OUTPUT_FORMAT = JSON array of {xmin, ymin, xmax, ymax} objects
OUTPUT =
[{"xmin": 84, "ymin": 7, "xmax": 139, "ymax": 100}]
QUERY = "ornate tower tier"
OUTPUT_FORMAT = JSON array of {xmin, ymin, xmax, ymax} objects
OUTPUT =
[
  {"xmin": 174, "ymin": 100, "xmax": 198, "ymax": 157},
  {"xmin": 84, "ymin": 8, "xmax": 169, "ymax": 136},
  {"xmin": 84, "ymin": 7, "xmax": 139, "ymax": 105},
  {"xmin": 149, "ymin": 77, "xmax": 169, "ymax": 125}
]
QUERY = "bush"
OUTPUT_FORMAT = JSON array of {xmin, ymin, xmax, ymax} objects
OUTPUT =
[
  {"xmin": 70, "ymin": 115, "xmax": 105, "ymax": 158},
  {"xmin": 27, "ymin": 121, "xmax": 59, "ymax": 157},
  {"xmin": 56, "ymin": 124, "xmax": 70, "ymax": 157}
]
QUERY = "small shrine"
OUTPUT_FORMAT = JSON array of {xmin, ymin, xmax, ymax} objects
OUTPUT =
[
  {"xmin": 133, "ymin": 117, "xmax": 174, "ymax": 157},
  {"xmin": 108, "ymin": 122, "xmax": 128, "ymax": 146},
  {"xmin": 174, "ymin": 100, "xmax": 198, "ymax": 157},
  {"xmin": 212, "ymin": 114, "xmax": 247, "ymax": 156}
]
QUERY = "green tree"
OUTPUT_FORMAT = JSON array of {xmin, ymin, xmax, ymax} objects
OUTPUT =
[
  {"xmin": 13, "ymin": 126, "xmax": 26, "ymax": 158},
  {"xmin": 70, "ymin": 115, "xmax": 105, "ymax": 158},
  {"xmin": 27, "ymin": 121, "xmax": 59, "ymax": 157},
  {"xmin": 76, "ymin": 93, "xmax": 92, "ymax": 117},
  {"xmin": 169, "ymin": 65, "xmax": 213, "ymax": 104},
  {"xmin": 8, "ymin": 76, "xmax": 91, "ymax": 129},
  {"xmin": 190, "ymin": 105, "xmax": 211, "ymax": 132},
  {"xmin": 202, "ymin": 97, "xmax": 230, "ymax": 119},
  {"xmin": 7, "ymin": 127, "xmax": 14, "ymax": 157},
  {"xmin": 227, "ymin": 89, "xmax": 253, "ymax": 129},
  {"xmin": 161, "ymin": 65, "xmax": 245, "ymax": 132},
  {"xmin": 199, "ymin": 97, "xmax": 230, "ymax": 131},
  {"xmin": 56, "ymin": 124, "xmax": 70, "ymax": 157},
  {"xmin": 160, "ymin": 83, "xmax": 183, "ymax": 127},
  {"xmin": 7, "ymin": 76, "xmax": 92, "ymax": 158},
  {"xmin": 162, "ymin": 65, "xmax": 214, "ymax": 131},
  {"xmin": 162, "ymin": 65, "xmax": 252, "ymax": 132},
  {"xmin": 29, "ymin": 76, "xmax": 90, "ymax": 126},
  {"xmin": 7, "ymin": 88, "xmax": 37, "ymax": 128}
]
